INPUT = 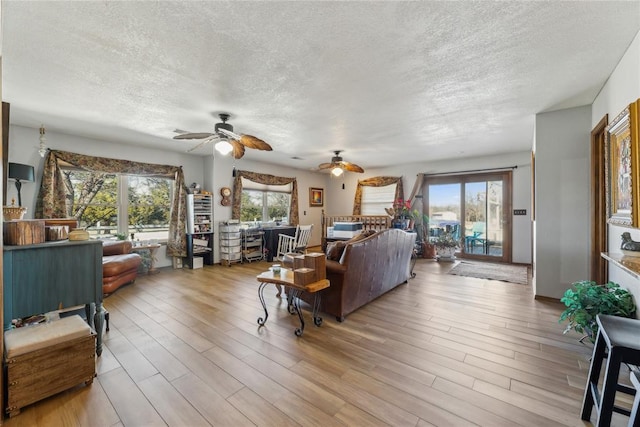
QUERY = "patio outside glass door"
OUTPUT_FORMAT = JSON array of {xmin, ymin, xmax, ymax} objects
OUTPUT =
[
  {"xmin": 464, "ymin": 180, "xmax": 503, "ymax": 258},
  {"xmin": 425, "ymin": 171, "xmax": 512, "ymax": 263}
]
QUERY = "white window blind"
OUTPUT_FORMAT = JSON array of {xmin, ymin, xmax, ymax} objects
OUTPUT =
[
  {"xmin": 241, "ymin": 177, "xmax": 292, "ymax": 193},
  {"xmin": 361, "ymin": 184, "xmax": 397, "ymax": 215}
]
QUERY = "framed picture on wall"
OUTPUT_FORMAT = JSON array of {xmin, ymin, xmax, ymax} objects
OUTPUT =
[
  {"xmin": 309, "ymin": 187, "xmax": 323, "ymax": 207},
  {"xmin": 606, "ymin": 100, "xmax": 640, "ymax": 227}
]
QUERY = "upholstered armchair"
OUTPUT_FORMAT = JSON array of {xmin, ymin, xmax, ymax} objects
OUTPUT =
[{"xmin": 102, "ymin": 240, "xmax": 142, "ymax": 294}]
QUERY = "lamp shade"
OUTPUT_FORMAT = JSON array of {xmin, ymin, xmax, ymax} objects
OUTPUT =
[{"xmin": 8, "ymin": 163, "xmax": 35, "ymax": 182}]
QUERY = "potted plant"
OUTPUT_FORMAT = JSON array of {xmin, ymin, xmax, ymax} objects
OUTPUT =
[
  {"xmin": 559, "ymin": 280, "xmax": 636, "ymax": 344},
  {"xmin": 434, "ymin": 230, "xmax": 459, "ymax": 260},
  {"xmin": 413, "ymin": 213, "xmax": 436, "ymax": 258}
]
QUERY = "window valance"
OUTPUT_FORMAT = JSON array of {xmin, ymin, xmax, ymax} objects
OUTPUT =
[
  {"xmin": 35, "ymin": 149, "xmax": 188, "ymax": 257},
  {"xmin": 232, "ymin": 170, "xmax": 299, "ymax": 225}
]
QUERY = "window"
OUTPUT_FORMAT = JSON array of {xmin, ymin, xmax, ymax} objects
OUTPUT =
[
  {"xmin": 240, "ymin": 178, "xmax": 291, "ymax": 224},
  {"xmin": 65, "ymin": 169, "xmax": 172, "ymax": 241},
  {"xmin": 361, "ymin": 183, "xmax": 397, "ymax": 215}
]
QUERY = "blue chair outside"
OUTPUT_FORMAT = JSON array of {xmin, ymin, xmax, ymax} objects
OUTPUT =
[{"xmin": 465, "ymin": 222, "xmax": 486, "ymax": 253}]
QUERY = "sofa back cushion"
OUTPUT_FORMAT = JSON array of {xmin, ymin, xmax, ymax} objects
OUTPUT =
[
  {"xmin": 103, "ymin": 240, "xmax": 133, "ymax": 256},
  {"xmin": 339, "ymin": 229, "xmax": 415, "ymax": 312},
  {"xmin": 325, "ymin": 229, "xmax": 377, "ymax": 262}
]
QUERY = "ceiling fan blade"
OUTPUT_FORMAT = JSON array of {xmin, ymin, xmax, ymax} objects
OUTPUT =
[
  {"xmin": 231, "ymin": 140, "xmax": 246, "ymax": 159},
  {"xmin": 217, "ymin": 128, "xmax": 242, "ymax": 140},
  {"xmin": 239, "ymin": 134, "xmax": 273, "ymax": 151},
  {"xmin": 173, "ymin": 132, "xmax": 215, "ymax": 140},
  {"xmin": 318, "ymin": 162, "xmax": 335, "ymax": 170},
  {"xmin": 186, "ymin": 138, "xmax": 216, "ymax": 153},
  {"xmin": 341, "ymin": 162, "xmax": 364, "ymax": 173}
]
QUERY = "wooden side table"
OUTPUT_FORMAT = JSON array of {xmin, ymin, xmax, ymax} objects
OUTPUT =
[
  {"xmin": 256, "ymin": 269, "xmax": 329, "ymax": 336},
  {"xmin": 132, "ymin": 243, "xmax": 161, "ymax": 274}
]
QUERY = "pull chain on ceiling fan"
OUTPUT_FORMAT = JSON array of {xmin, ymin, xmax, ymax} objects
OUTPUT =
[
  {"xmin": 318, "ymin": 150, "xmax": 364, "ymax": 176},
  {"xmin": 173, "ymin": 113, "xmax": 272, "ymax": 159}
]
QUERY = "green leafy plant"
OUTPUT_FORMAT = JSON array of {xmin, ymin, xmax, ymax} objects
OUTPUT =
[
  {"xmin": 434, "ymin": 231, "xmax": 459, "ymax": 249},
  {"xmin": 414, "ymin": 212, "xmax": 430, "ymax": 242},
  {"xmin": 559, "ymin": 281, "xmax": 636, "ymax": 344},
  {"xmin": 116, "ymin": 233, "xmax": 127, "ymax": 240}
]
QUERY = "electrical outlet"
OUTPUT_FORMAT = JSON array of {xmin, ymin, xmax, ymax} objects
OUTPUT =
[{"xmin": 513, "ymin": 209, "xmax": 527, "ymax": 215}]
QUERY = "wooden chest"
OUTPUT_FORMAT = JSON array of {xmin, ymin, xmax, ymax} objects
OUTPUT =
[
  {"xmin": 4, "ymin": 315, "xmax": 96, "ymax": 417},
  {"xmin": 3, "ymin": 219, "xmax": 45, "ymax": 246}
]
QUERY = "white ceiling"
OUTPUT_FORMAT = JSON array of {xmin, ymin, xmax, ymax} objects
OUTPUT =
[{"xmin": 3, "ymin": 1, "xmax": 640, "ymax": 172}]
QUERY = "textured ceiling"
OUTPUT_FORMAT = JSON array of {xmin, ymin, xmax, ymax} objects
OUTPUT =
[{"xmin": 3, "ymin": 1, "xmax": 640, "ymax": 171}]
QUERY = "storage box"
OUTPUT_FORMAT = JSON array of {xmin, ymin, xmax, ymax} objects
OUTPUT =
[
  {"xmin": 334, "ymin": 221, "xmax": 363, "ymax": 231},
  {"xmin": 45, "ymin": 225, "xmax": 69, "ymax": 241},
  {"xmin": 294, "ymin": 267, "xmax": 316, "ymax": 286},
  {"xmin": 192, "ymin": 257, "xmax": 204, "ymax": 269},
  {"xmin": 3, "ymin": 220, "xmax": 46, "ymax": 246},
  {"xmin": 304, "ymin": 252, "xmax": 327, "ymax": 280},
  {"xmin": 332, "ymin": 222, "xmax": 364, "ymax": 238},
  {"xmin": 4, "ymin": 315, "xmax": 96, "ymax": 417}
]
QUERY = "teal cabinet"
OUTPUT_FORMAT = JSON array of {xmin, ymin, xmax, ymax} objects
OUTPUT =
[{"xmin": 3, "ymin": 240, "xmax": 105, "ymax": 355}]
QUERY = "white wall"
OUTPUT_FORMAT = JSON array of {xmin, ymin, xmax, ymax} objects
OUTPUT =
[
  {"xmin": 534, "ymin": 105, "xmax": 592, "ymax": 299},
  {"xmin": 592, "ymin": 29, "xmax": 640, "ymax": 308},
  {"xmin": 324, "ymin": 151, "xmax": 533, "ymax": 265}
]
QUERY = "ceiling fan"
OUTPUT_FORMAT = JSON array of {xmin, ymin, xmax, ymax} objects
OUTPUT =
[
  {"xmin": 318, "ymin": 150, "xmax": 364, "ymax": 176},
  {"xmin": 173, "ymin": 113, "xmax": 272, "ymax": 159}
]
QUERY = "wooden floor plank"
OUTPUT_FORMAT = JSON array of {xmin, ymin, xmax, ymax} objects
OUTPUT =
[
  {"xmin": 96, "ymin": 367, "xmax": 166, "ymax": 426},
  {"xmin": 137, "ymin": 373, "xmax": 209, "ymax": 426},
  {"xmin": 172, "ymin": 373, "xmax": 255, "ymax": 426},
  {"xmin": 4, "ymin": 259, "xmax": 627, "ymax": 427}
]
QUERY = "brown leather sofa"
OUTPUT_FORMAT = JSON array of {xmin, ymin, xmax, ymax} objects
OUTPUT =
[
  {"xmin": 300, "ymin": 228, "xmax": 416, "ymax": 321},
  {"xmin": 102, "ymin": 240, "xmax": 142, "ymax": 294}
]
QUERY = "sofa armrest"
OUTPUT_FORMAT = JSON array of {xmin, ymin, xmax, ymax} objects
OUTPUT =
[
  {"xmin": 326, "ymin": 259, "xmax": 347, "ymax": 275},
  {"xmin": 102, "ymin": 240, "xmax": 133, "ymax": 256}
]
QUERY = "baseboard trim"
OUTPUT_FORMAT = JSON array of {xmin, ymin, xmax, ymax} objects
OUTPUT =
[{"xmin": 534, "ymin": 295, "xmax": 561, "ymax": 303}]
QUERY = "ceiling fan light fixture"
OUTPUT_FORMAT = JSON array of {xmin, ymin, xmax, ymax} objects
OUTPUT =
[
  {"xmin": 215, "ymin": 139, "xmax": 233, "ymax": 155},
  {"xmin": 331, "ymin": 167, "xmax": 344, "ymax": 177}
]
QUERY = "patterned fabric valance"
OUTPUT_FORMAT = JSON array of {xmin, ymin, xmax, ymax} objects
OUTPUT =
[
  {"xmin": 35, "ymin": 149, "xmax": 188, "ymax": 257},
  {"xmin": 231, "ymin": 170, "xmax": 299, "ymax": 225}
]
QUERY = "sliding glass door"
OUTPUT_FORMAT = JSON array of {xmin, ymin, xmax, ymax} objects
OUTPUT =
[{"xmin": 425, "ymin": 171, "xmax": 512, "ymax": 263}]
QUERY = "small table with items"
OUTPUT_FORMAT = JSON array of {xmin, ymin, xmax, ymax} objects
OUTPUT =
[
  {"xmin": 131, "ymin": 243, "xmax": 161, "ymax": 274},
  {"xmin": 256, "ymin": 269, "xmax": 329, "ymax": 336}
]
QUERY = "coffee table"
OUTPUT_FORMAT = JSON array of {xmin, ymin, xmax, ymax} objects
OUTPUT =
[{"xmin": 256, "ymin": 269, "xmax": 329, "ymax": 336}]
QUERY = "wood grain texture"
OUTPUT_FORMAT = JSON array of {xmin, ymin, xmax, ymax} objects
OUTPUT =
[{"xmin": 4, "ymin": 259, "xmax": 623, "ymax": 426}]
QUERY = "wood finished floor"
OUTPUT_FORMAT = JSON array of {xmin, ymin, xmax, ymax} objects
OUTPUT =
[{"xmin": 3, "ymin": 259, "xmax": 629, "ymax": 426}]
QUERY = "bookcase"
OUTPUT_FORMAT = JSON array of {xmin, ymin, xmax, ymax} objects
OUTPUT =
[{"xmin": 185, "ymin": 193, "xmax": 213, "ymax": 268}]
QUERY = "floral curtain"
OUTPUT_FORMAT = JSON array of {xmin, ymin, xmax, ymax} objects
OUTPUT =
[
  {"xmin": 35, "ymin": 149, "xmax": 188, "ymax": 257},
  {"xmin": 352, "ymin": 176, "xmax": 404, "ymax": 215},
  {"xmin": 231, "ymin": 170, "xmax": 299, "ymax": 225}
]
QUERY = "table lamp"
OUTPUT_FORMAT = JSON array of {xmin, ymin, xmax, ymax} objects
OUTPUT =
[{"xmin": 8, "ymin": 162, "xmax": 35, "ymax": 207}]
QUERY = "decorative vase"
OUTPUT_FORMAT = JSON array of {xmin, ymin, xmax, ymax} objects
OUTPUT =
[
  {"xmin": 392, "ymin": 218, "xmax": 404, "ymax": 229},
  {"xmin": 68, "ymin": 228, "xmax": 90, "ymax": 241}
]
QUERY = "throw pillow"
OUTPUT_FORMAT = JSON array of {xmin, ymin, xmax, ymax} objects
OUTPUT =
[
  {"xmin": 326, "ymin": 241, "xmax": 347, "ymax": 261},
  {"xmin": 346, "ymin": 229, "xmax": 376, "ymax": 244}
]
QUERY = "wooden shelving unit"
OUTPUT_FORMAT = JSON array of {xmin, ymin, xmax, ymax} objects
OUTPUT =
[{"xmin": 185, "ymin": 193, "xmax": 213, "ymax": 268}]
